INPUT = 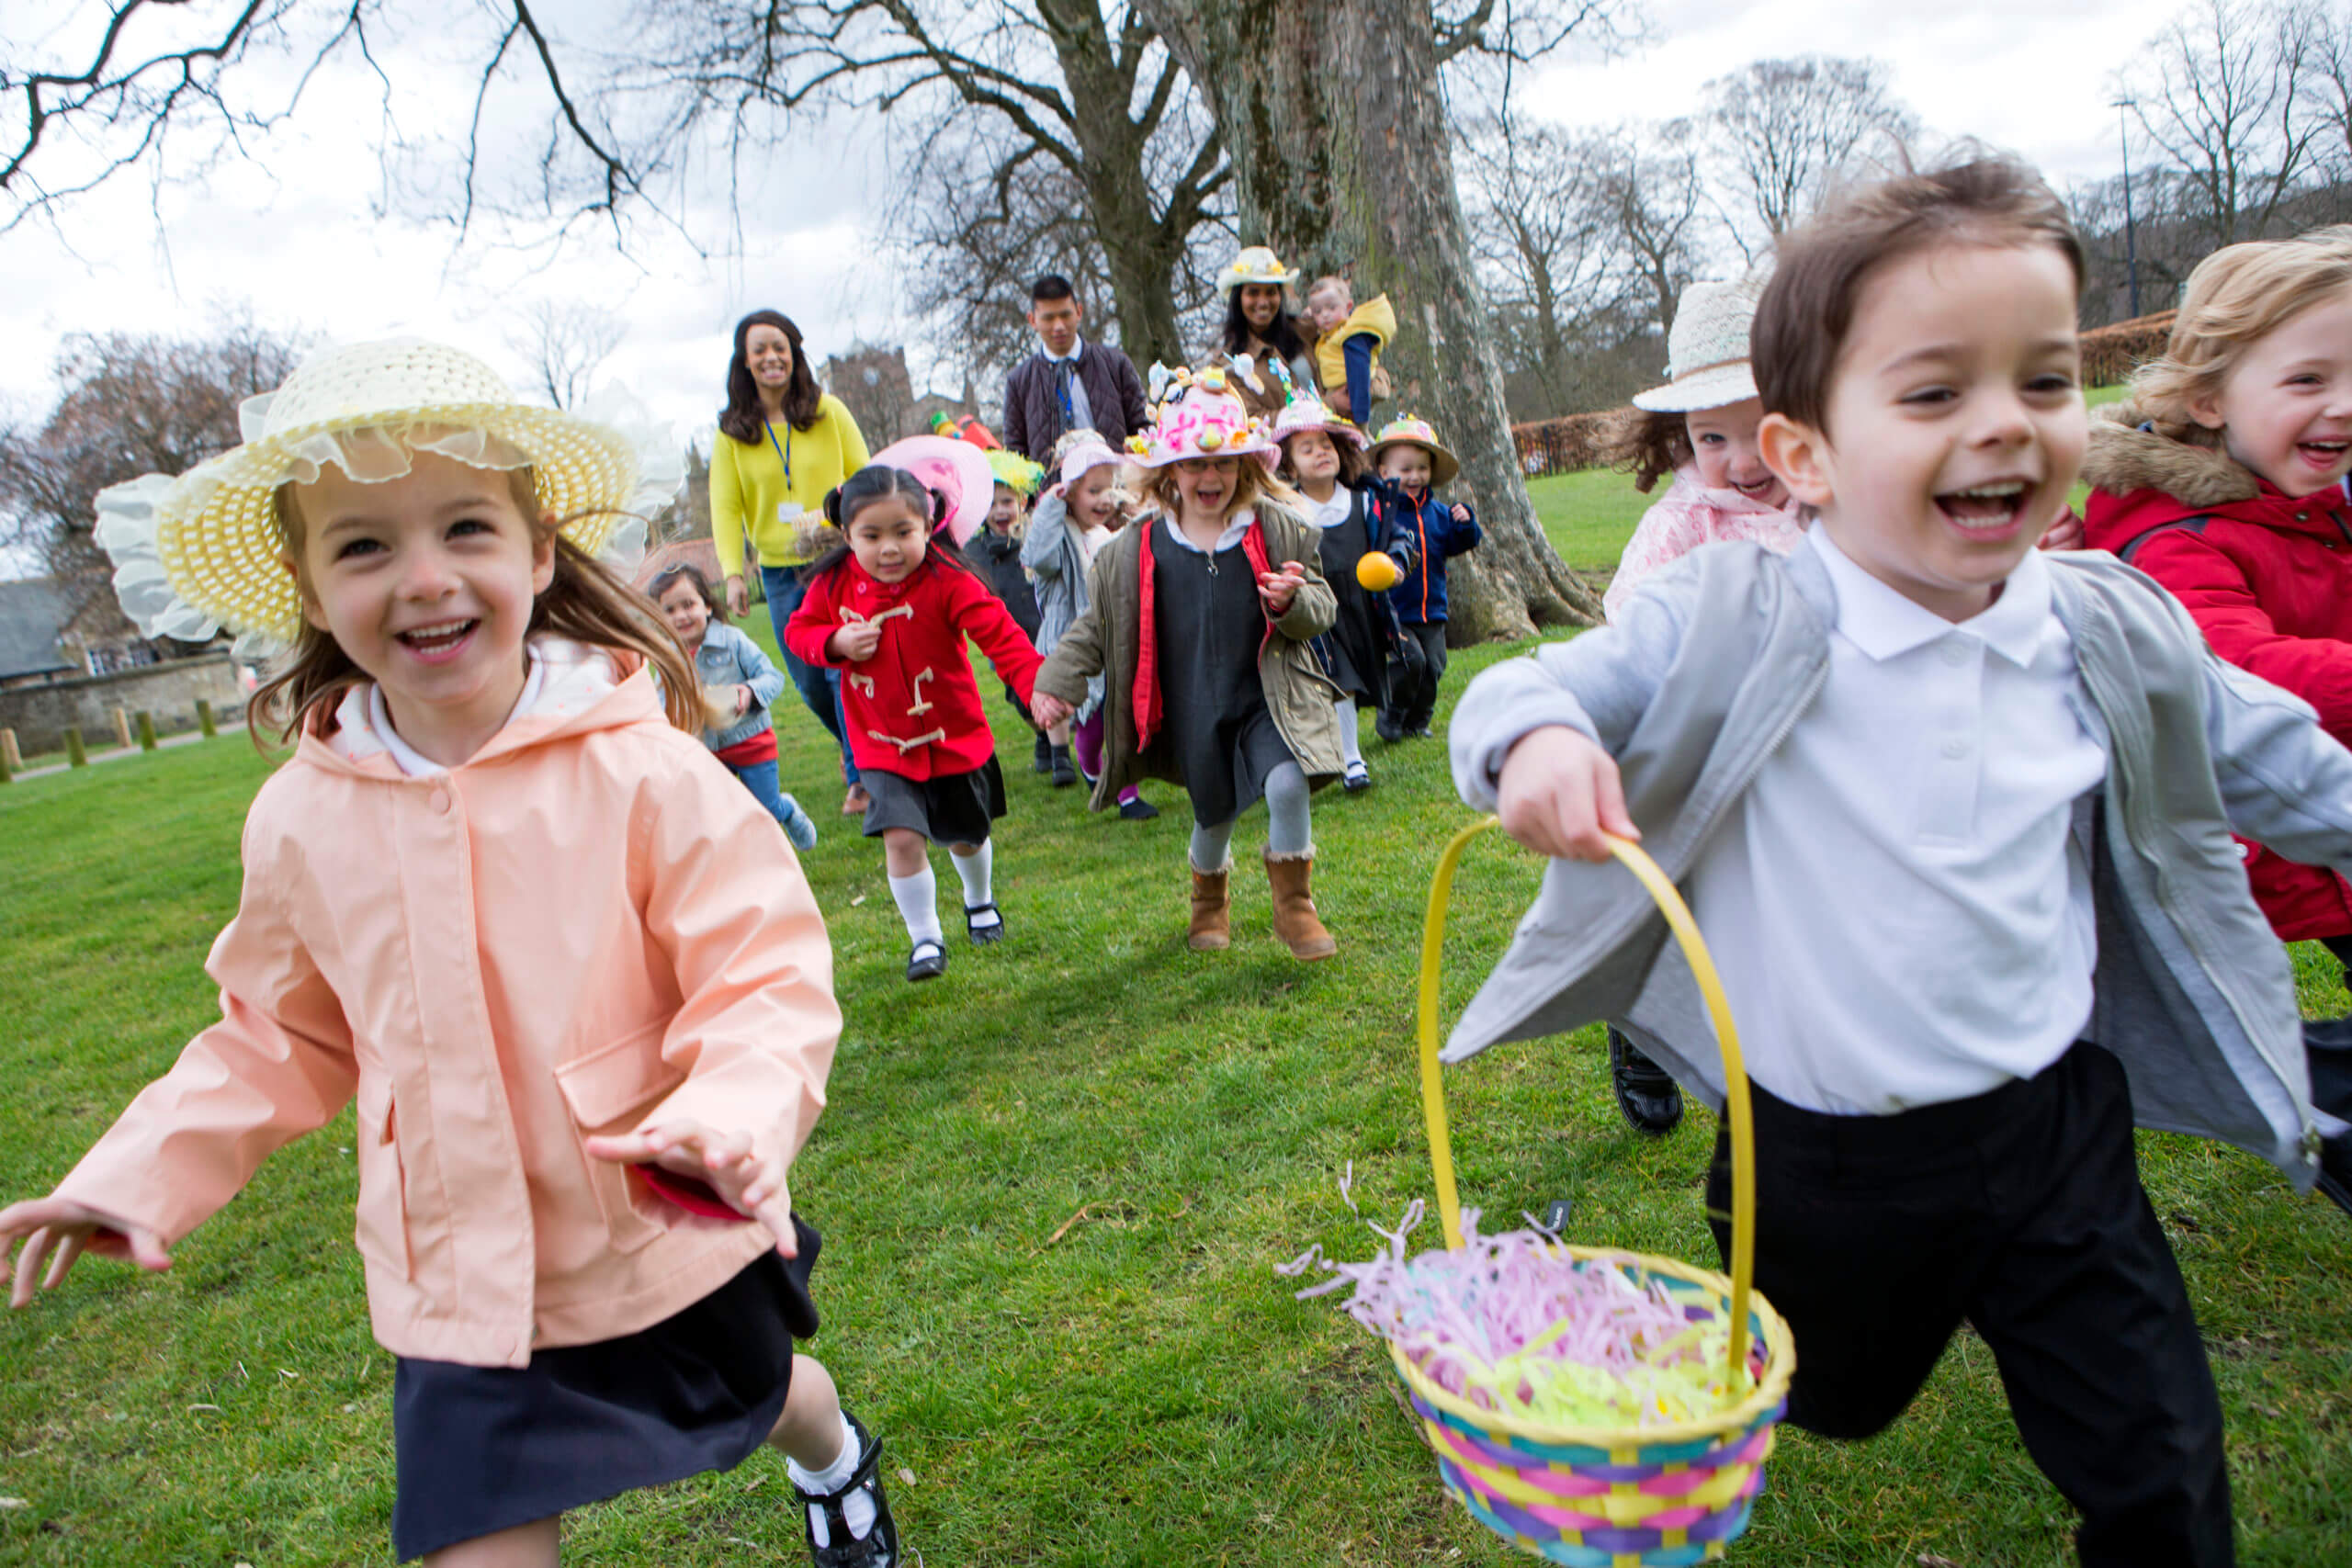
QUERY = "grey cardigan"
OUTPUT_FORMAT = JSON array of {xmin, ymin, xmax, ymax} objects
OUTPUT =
[{"xmin": 1448, "ymin": 539, "xmax": 2349, "ymax": 1187}]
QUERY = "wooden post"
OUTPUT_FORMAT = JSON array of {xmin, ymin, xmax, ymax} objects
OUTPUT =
[
  {"xmin": 196, "ymin": 699, "xmax": 218, "ymax": 739},
  {"xmin": 111, "ymin": 707, "xmax": 132, "ymax": 750},
  {"xmin": 65, "ymin": 727, "xmax": 88, "ymax": 767},
  {"xmin": 0, "ymin": 728, "xmax": 19, "ymax": 771},
  {"xmin": 136, "ymin": 711, "xmax": 159, "ymax": 751}
]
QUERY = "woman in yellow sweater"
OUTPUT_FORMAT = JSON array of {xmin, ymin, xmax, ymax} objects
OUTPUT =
[{"xmin": 712, "ymin": 310, "xmax": 874, "ymax": 813}]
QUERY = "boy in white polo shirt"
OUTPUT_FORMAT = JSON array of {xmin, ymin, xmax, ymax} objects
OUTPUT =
[{"xmin": 1447, "ymin": 157, "xmax": 2352, "ymax": 1566}]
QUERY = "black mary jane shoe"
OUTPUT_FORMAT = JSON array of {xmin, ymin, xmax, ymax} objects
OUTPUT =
[
  {"xmin": 905, "ymin": 939, "xmax": 948, "ymax": 982},
  {"xmin": 795, "ymin": 1412, "xmax": 901, "ymax": 1568},
  {"xmin": 965, "ymin": 902, "xmax": 1006, "ymax": 945},
  {"xmin": 1608, "ymin": 1026, "xmax": 1684, "ymax": 1135}
]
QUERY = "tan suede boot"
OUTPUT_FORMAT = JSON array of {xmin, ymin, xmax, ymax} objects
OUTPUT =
[
  {"xmin": 1188, "ymin": 863, "xmax": 1231, "ymax": 951},
  {"xmin": 1263, "ymin": 849, "xmax": 1337, "ymax": 960}
]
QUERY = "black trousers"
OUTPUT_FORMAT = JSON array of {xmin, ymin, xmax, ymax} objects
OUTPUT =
[
  {"xmin": 1385, "ymin": 621, "xmax": 1448, "ymax": 731},
  {"xmin": 1705, "ymin": 1043, "xmax": 2232, "ymax": 1567}
]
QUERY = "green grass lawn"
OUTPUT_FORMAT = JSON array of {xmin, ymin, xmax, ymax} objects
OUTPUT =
[{"xmin": 3, "ymin": 613, "xmax": 2346, "ymax": 1565}]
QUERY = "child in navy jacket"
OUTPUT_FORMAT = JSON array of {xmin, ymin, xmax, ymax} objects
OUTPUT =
[{"xmin": 1368, "ymin": 415, "xmax": 1481, "ymax": 739}]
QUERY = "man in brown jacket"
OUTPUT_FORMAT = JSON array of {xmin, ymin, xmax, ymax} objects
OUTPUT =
[{"xmin": 1001, "ymin": 275, "xmax": 1149, "ymax": 465}]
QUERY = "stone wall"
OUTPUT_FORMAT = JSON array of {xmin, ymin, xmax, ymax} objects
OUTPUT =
[{"xmin": 0, "ymin": 654, "xmax": 247, "ymax": 755}]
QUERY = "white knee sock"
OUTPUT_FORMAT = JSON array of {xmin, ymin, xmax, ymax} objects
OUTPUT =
[
  {"xmin": 888, "ymin": 863, "xmax": 943, "ymax": 946},
  {"xmin": 1336, "ymin": 698, "xmax": 1364, "ymax": 769},
  {"xmin": 787, "ymin": 1411, "xmax": 877, "ymax": 1545},
  {"xmin": 950, "ymin": 840, "xmax": 999, "ymax": 929}
]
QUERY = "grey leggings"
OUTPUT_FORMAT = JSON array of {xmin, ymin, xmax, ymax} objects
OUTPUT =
[{"xmin": 1189, "ymin": 761, "xmax": 1311, "ymax": 869}]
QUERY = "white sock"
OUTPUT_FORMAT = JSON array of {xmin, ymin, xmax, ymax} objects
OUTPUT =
[
  {"xmin": 950, "ymin": 840, "xmax": 999, "ymax": 929},
  {"xmin": 787, "ymin": 1411, "xmax": 877, "ymax": 1546},
  {"xmin": 1336, "ymin": 698, "xmax": 1364, "ymax": 768},
  {"xmin": 888, "ymin": 863, "xmax": 943, "ymax": 946}
]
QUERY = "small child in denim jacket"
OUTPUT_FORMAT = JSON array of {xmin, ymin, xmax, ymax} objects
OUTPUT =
[{"xmin": 653, "ymin": 563, "xmax": 819, "ymax": 851}]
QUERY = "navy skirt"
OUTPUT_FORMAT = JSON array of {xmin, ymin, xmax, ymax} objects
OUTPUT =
[{"xmin": 390, "ymin": 1219, "xmax": 820, "ymax": 1560}]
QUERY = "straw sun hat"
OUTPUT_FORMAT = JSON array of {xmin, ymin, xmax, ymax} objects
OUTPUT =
[
  {"xmin": 1630, "ymin": 279, "xmax": 1766, "ymax": 413},
  {"xmin": 95, "ymin": 338, "xmax": 673, "ymax": 654},
  {"xmin": 1216, "ymin": 245, "xmax": 1300, "ymax": 297}
]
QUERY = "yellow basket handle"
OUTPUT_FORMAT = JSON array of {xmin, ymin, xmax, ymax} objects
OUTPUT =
[{"xmin": 1417, "ymin": 817, "xmax": 1759, "ymax": 1392}]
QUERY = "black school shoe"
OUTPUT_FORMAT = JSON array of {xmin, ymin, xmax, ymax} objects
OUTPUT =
[
  {"xmin": 1049, "ymin": 746, "xmax": 1079, "ymax": 788},
  {"xmin": 796, "ymin": 1412, "xmax": 900, "ymax": 1568},
  {"xmin": 1118, "ymin": 795, "xmax": 1160, "ymax": 820},
  {"xmin": 966, "ymin": 902, "xmax": 1005, "ymax": 945},
  {"xmin": 1608, "ymin": 1027, "xmax": 1683, "ymax": 1135},
  {"xmin": 1032, "ymin": 733, "xmax": 1054, "ymax": 774},
  {"xmin": 906, "ymin": 939, "xmax": 947, "ymax": 982}
]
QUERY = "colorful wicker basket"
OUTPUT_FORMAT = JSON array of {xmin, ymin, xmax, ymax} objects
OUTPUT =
[{"xmin": 1398, "ymin": 818, "xmax": 1797, "ymax": 1565}]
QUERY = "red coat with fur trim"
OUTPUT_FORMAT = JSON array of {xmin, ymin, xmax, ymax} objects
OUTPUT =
[
  {"xmin": 2084, "ymin": 400, "xmax": 2352, "ymax": 942},
  {"xmin": 784, "ymin": 553, "xmax": 1044, "ymax": 781}
]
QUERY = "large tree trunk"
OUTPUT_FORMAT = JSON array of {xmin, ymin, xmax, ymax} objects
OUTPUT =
[{"xmin": 1137, "ymin": 0, "xmax": 1602, "ymax": 638}]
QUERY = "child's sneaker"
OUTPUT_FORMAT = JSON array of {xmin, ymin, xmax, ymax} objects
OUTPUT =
[
  {"xmin": 780, "ymin": 796, "xmax": 820, "ymax": 852},
  {"xmin": 1118, "ymin": 794, "xmax": 1160, "ymax": 820},
  {"xmin": 793, "ymin": 1412, "xmax": 899, "ymax": 1568}
]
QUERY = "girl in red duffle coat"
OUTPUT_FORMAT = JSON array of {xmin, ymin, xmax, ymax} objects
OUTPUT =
[{"xmin": 787, "ymin": 466, "xmax": 1045, "ymax": 982}]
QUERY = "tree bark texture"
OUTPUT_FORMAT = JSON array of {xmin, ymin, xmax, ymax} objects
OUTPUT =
[{"xmin": 1139, "ymin": 0, "xmax": 1603, "ymax": 638}]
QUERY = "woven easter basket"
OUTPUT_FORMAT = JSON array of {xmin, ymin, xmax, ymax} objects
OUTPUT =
[{"xmin": 1396, "ymin": 818, "xmax": 1796, "ymax": 1565}]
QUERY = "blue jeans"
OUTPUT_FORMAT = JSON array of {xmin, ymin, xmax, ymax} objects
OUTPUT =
[
  {"xmin": 759, "ymin": 562, "xmax": 860, "ymax": 786},
  {"xmin": 725, "ymin": 756, "xmax": 796, "ymax": 824}
]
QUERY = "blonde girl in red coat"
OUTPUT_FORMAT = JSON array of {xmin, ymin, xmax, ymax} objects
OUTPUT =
[
  {"xmin": 0, "ymin": 341, "xmax": 899, "ymax": 1567},
  {"xmin": 786, "ymin": 466, "xmax": 1046, "ymax": 982}
]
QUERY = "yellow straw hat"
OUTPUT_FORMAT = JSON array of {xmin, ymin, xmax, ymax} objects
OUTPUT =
[{"xmin": 95, "ymin": 338, "xmax": 674, "ymax": 654}]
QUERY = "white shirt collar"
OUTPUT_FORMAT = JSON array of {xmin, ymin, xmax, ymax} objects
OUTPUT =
[
  {"xmin": 332, "ymin": 640, "xmax": 615, "ymax": 775},
  {"xmin": 1808, "ymin": 524, "xmax": 2053, "ymax": 669},
  {"xmin": 1045, "ymin": 336, "xmax": 1088, "ymax": 366},
  {"xmin": 1159, "ymin": 508, "xmax": 1256, "ymax": 555}
]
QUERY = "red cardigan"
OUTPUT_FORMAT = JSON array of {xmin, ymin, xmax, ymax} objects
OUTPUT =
[
  {"xmin": 784, "ymin": 554, "xmax": 1044, "ymax": 781},
  {"xmin": 2086, "ymin": 450, "xmax": 2352, "ymax": 942}
]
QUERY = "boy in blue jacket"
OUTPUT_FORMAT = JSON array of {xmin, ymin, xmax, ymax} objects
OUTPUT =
[
  {"xmin": 1449, "ymin": 156, "xmax": 2349, "ymax": 1565},
  {"xmin": 1369, "ymin": 415, "xmax": 1480, "ymax": 740}
]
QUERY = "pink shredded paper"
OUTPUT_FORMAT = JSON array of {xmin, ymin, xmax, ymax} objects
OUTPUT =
[{"xmin": 1279, "ymin": 1197, "xmax": 1742, "ymax": 1428}]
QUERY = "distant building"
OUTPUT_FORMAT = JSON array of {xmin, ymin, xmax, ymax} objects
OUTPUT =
[
  {"xmin": 821, "ymin": 345, "xmax": 978, "ymax": 446},
  {"xmin": 0, "ymin": 573, "xmax": 170, "ymax": 688}
]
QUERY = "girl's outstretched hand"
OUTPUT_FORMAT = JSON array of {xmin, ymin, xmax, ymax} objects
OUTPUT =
[
  {"xmin": 0, "ymin": 1197, "xmax": 172, "ymax": 1309},
  {"xmin": 1257, "ymin": 560, "xmax": 1306, "ymax": 616},
  {"xmin": 1495, "ymin": 725, "xmax": 1639, "ymax": 863},
  {"xmin": 1029, "ymin": 691, "xmax": 1073, "ymax": 730},
  {"xmin": 583, "ymin": 1121, "xmax": 799, "ymax": 1258}
]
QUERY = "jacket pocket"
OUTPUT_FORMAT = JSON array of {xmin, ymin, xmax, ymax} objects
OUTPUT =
[
  {"xmin": 552, "ymin": 1022, "xmax": 688, "ymax": 1254},
  {"xmin": 351, "ymin": 1077, "xmax": 413, "ymax": 1280}
]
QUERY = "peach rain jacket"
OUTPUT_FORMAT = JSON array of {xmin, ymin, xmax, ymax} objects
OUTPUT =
[{"xmin": 53, "ymin": 652, "xmax": 840, "ymax": 1368}]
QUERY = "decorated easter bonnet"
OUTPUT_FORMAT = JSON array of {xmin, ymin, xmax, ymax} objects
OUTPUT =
[
  {"xmin": 1051, "ymin": 434, "xmax": 1123, "ymax": 495},
  {"xmin": 94, "ymin": 338, "xmax": 672, "ymax": 656},
  {"xmin": 871, "ymin": 434, "xmax": 997, "ymax": 545},
  {"xmin": 1216, "ymin": 245, "xmax": 1300, "ymax": 298},
  {"xmin": 1631, "ymin": 278, "xmax": 1765, "ymax": 413},
  {"xmin": 986, "ymin": 447, "xmax": 1046, "ymax": 498},
  {"xmin": 1272, "ymin": 384, "xmax": 1368, "ymax": 449},
  {"xmin": 1368, "ymin": 414, "xmax": 1460, "ymax": 488},
  {"xmin": 1127, "ymin": 365, "xmax": 1279, "ymax": 469}
]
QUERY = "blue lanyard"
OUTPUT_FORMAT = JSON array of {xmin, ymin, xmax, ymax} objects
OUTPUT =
[{"xmin": 764, "ymin": 420, "xmax": 793, "ymax": 488}]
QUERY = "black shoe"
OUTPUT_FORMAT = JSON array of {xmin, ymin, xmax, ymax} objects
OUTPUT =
[
  {"xmin": 1049, "ymin": 747, "xmax": 1078, "ymax": 788},
  {"xmin": 1608, "ymin": 1026, "xmax": 1683, "ymax": 1135},
  {"xmin": 1118, "ymin": 795, "xmax": 1160, "ymax": 820},
  {"xmin": 1032, "ymin": 734, "xmax": 1054, "ymax": 774},
  {"xmin": 795, "ymin": 1412, "xmax": 900, "ymax": 1568},
  {"xmin": 965, "ymin": 902, "xmax": 1005, "ymax": 945},
  {"xmin": 1341, "ymin": 763, "xmax": 1372, "ymax": 794},
  {"xmin": 2320, "ymin": 1133, "xmax": 2352, "ymax": 1219},
  {"xmin": 1374, "ymin": 711, "xmax": 1404, "ymax": 744},
  {"xmin": 905, "ymin": 939, "xmax": 947, "ymax": 981}
]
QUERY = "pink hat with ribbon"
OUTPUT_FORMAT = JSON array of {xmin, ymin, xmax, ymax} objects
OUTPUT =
[
  {"xmin": 1126, "ymin": 365, "xmax": 1278, "ymax": 470},
  {"xmin": 871, "ymin": 434, "xmax": 997, "ymax": 545}
]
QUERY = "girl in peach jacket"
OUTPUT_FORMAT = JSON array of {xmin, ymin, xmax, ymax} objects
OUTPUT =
[{"xmin": 0, "ymin": 343, "xmax": 900, "ymax": 1568}]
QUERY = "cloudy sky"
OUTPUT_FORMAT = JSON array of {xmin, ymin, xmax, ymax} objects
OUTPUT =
[{"xmin": 3, "ymin": 0, "xmax": 2175, "ymax": 455}]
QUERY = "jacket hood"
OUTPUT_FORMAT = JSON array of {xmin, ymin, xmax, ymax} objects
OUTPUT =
[
  {"xmin": 296, "ymin": 644, "xmax": 661, "ymax": 779},
  {"xmin": 2083, "ymin": 397, "xmax": 2352, "ymax": 552}
]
